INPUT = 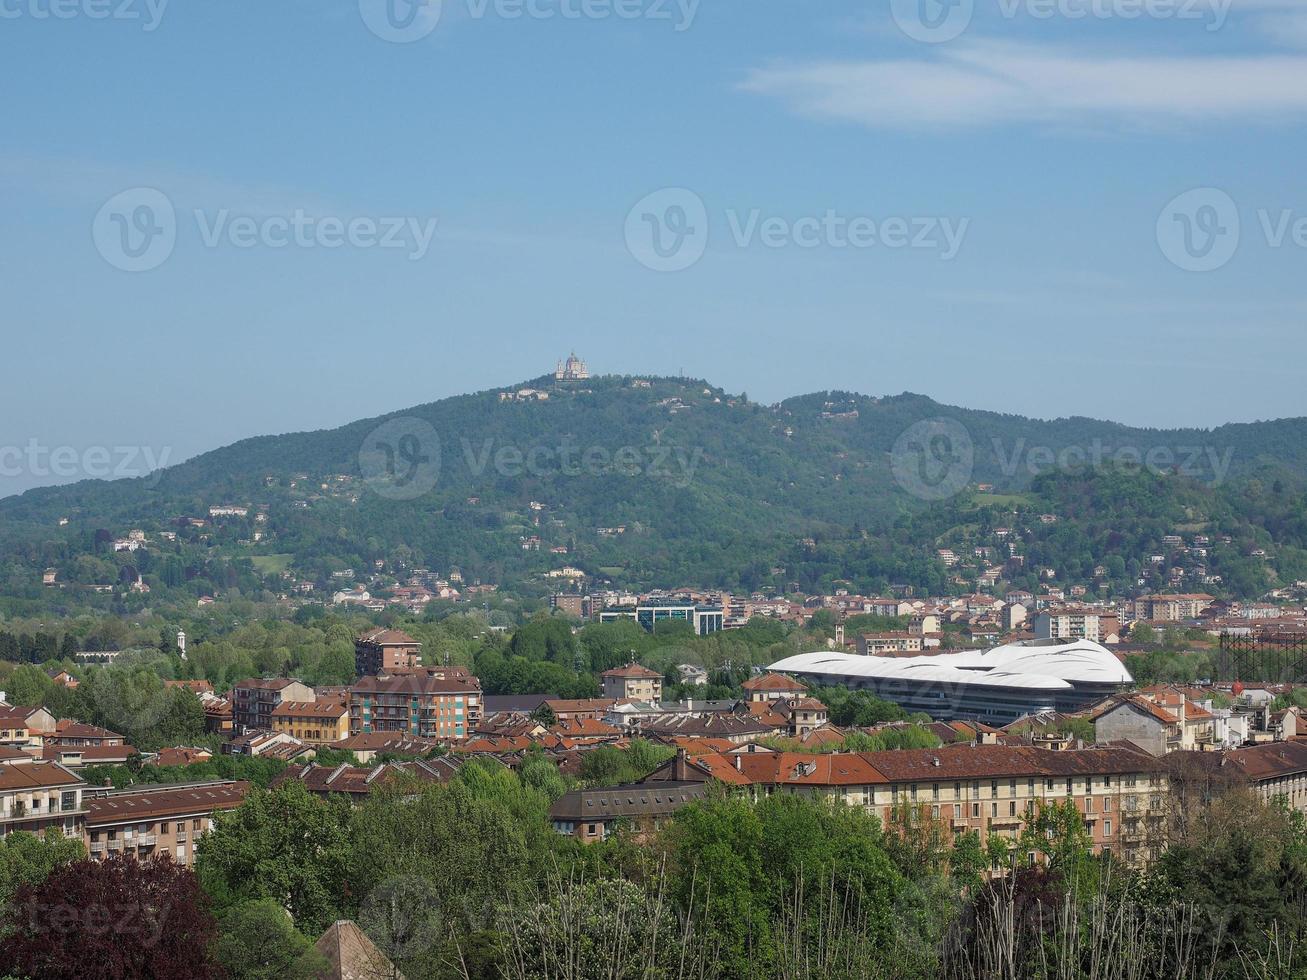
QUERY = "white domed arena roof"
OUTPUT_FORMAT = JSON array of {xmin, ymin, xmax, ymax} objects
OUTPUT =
[{"xmin": 768, "ymin": 638, "xmax": 1132, "ymax": 692}]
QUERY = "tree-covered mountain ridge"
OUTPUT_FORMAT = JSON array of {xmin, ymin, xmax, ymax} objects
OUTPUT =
[{"xmin": 3, "ymin": 374, "xmax": 1306, "ymax": 601}]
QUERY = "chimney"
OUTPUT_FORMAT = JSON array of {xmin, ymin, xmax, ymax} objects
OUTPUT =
[{"xmin": 733, "ymin": 755, "xmax": 742, "ymax": 772}]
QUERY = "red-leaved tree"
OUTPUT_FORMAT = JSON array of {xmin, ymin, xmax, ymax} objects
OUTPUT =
[{"xmin": 0, "ymin": 853, "xmax": 220, "ymax": 980}]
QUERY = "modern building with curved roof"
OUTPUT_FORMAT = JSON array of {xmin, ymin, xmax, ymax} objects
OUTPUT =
[{"xmin": 767, "ymin": 638, "xmax": 1132, "ymax": 724}]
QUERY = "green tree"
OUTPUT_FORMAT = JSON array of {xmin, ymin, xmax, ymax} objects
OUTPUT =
[
  {"xmin": 196, "ymin": 782, "xmax": 354, "ymax": 934},
  {"xmin": 0, "ymin": 830, "xmax": 84, "ymax": 907},
  {"xmin": 212, "ymin": 899, "xmax": 328, "ymax": 980}
]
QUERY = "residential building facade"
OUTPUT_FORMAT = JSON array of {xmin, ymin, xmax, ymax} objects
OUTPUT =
[
  {"xmin": 349, "ymin": 674, "xmax": 481, "ymax": 740},
  {"xmin": 231, "ymin": 678, "xmax": 315, "ymax": 733},
  {"xmin": 84, "ymin": 780, "xmax": 249, "ymax": 866}
]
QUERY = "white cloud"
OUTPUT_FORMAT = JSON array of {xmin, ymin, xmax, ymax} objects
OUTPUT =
[{"xmin": 740, "ymin": 41, "xmax": 1307, "ymax": 129}]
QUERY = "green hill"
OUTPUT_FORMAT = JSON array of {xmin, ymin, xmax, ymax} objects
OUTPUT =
[{"xmin": 3, "ymin": 374, "xmax": 1306, "ymax": 608}]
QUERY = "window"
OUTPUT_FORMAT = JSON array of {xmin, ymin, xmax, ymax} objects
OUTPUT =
[
  {"xmin": 932, "ymin": 783, "xmax": 939, "ymax": 801},
  {"xmin": 991, "ymin": 780, "xmax": 998, "ymax": 798},
  {"xmin": 1104, "ymin": 820, "xmax": 1112, "ymax": 836},
  {"xmin": 1009, "ymin": 801, "xmax": 1017, "ymax": 816},
  {"xmin": 1103, "ymin": 797, "xmax": 1112, "ymax": 812},
  {"xmin": 953, "ymin": 803, "xmax": 962, "ymax": 819},
  {"xmin": 990, "ymin": 802, "xmax": 998, "ymax": 818},
  {"xmin": 972, "ymin": 803, "xmax": 980, "ymax": 818}
]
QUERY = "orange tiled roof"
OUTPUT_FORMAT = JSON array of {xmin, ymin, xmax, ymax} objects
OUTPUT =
[{"xmin": 741, "ymin": 673, "xmax": 808, "ymax": 692}]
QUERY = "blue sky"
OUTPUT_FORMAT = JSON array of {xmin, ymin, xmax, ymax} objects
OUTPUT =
[{"xmin": 2, "ymin": 0, "xmax": 1306, "ymax": 496}]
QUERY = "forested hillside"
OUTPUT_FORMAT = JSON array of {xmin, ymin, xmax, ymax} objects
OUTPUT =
[{"xmin": 2, "ymin": 374, "xmax": 1305, "ymax": 608}]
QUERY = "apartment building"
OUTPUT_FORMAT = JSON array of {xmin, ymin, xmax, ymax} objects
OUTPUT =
[
  {"xmin": 856, "ymin": 632, "xmax": 924, "ymax": 656},
  {"xmin": 549, "ymin": 781, "xmax": 708, "ymax": 842},
  {"xmin": 46, "ymin": 720, "xmax": 125, "ymax": 747},
  {"xmin": 670, "ymin": 744, "xmax": 1169, "ymax": 867},
  {"xmin": 1132, "ymin": 594, "xmax": 1215, "ymax": 622},
  {"xmin": 1092, "ymin": 693, "xmax": 1217, "ymax": 756},
  {"xmin": 741, "ymin": 673, "xmax": 809, "ymax": 703},
  {"xmin": 271, "ymin": 699, "xmax": 351, "ymax": 745},
  {"xmin": 354, "ymin": 628, "xmax": 422, "ymax": 677},
  {"xmin": 0, "ymin": 760, "xmax": 86, "ymax": 838},
  {"xmin": 272, "ymin": 759, "xmax": 467, "ymax": 802},
  {"xmin": 231, "ymin": 678, "xmax": 315, "ymax": 733},
  {"xmin": 84, "ymin": 780, "xmax": 248, "ymax": 866},
  {"xmin": 1033, "ymin": 607, "xmax": 1121, "ymax": 644},
  {"xmin": 548, "ymin": 594, "xmax": 586, "ymax": 618},
  {"xmin": 350, "ymin": 673, "xmax": 481, "ymax": 740},
  {"xmin": 0, "ymin": 705, "xmax": 58, "ymax": 754},
  {"xmin": 41, "ymin": 743, "xmax": 136, "ymax": 768},
  {"xmin": 600, "ymin": 662, "xmax": 664, "ymax": 702}
]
